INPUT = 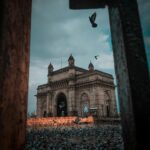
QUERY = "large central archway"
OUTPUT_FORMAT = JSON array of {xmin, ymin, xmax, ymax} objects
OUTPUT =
[{"xmin": 57, "ymin": 93, "xmax": 68, "ymax": 116}]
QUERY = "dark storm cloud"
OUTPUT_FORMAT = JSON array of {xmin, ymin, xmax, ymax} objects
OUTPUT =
[{"xmin": 30, "ymin": 0, "xmax": 110, "ymax": 61}]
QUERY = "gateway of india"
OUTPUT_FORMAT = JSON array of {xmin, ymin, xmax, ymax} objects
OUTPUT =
[{"xmin": 36, "ymin": 54, "xmax": 117, "ymax": 118}]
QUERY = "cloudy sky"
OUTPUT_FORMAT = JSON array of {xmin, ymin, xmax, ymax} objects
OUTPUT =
[{"xmin": 28, "ymin": 0, "xmax": 150, "ymax": 114}]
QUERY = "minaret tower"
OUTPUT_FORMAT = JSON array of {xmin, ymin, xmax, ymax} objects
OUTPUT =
[
  {"xmin": 48, "ymin": 62, "xmax": 54, "ymax": 82},
  {"xmin": 68, "ymin": 54, "xmax": 75, "ymax": 67},
  {"xmin": 88, "ymin": 61, "xmax": 94, "ymax": 71}
]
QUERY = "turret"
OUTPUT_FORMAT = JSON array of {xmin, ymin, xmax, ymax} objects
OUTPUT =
[
  {"xmin": 68, "ymin": 54, "xmax": 75, "ymax": 67},
  {"xmin": 88, "ymin": 61, "xmax": 94, "ymax": 71},
  {"xmin": 48, "ymin": 62, "xmax": 54, "ymax": 75}
]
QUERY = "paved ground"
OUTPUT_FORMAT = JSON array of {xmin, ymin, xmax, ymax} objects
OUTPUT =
[{"xmin": 24, "ymin": 124, "xmax": 124, "ymax": 150}]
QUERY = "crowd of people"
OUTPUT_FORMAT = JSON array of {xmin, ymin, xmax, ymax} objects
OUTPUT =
[{"xmin": 24, "ymin": 124, "xmax": 123, "ymax": 150}]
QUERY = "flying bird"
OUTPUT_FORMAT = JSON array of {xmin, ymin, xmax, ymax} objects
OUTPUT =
[
  {"xmin": 95, "ymin": 55, "xmax": 99, "ymax": 60},
  {"xmin": 89, "ymin": 12, "xmax": 98, "ymax": 28}
]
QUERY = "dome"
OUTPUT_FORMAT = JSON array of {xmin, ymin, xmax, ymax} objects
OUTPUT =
[
  {"xmin": 88, "ymin": 61, "xmax": 94, "ymax": 71},
  {"xmin": 48, "ymin": 63, "xmax": 53, "ymax": 69},
  {"xmin": 68, "ymin": 54, "xmax": 75, "ymax": 67},
  {"xmin": 68, "ymin": 54, "xmax": 74, "ymax": 61},
  {"xmin": 48, "ymin": 62, "xmax": 54, "ymax": 73}
]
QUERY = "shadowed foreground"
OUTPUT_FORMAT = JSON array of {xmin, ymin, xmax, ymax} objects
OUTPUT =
[{"xmin": 24, "ymin": 125, "xmax": 123, "ymax": 150}]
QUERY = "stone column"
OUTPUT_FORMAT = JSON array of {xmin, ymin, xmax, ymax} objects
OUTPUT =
[
  {"xmin": 68, "ymin": 66, "xmax": 76, "ymax": 115},
  {"xmin": 46, "ymin": 93, "xmax": 49, "ymax": 117},
  {"xmin": 96, "ymin": 87, "xmax": 103, "ymax": 117},
  {"xmin": 99, "ymin": 88, "xmax": 106, "ymax": 117},
  {"xmin": 51, "ymin": 93, "xmax": 56, "ymax": 116},
  {"xmin": 90, "ymin": 86, "xmax": 96, "ymax": 108},
  {"xmin": 48, "ymin": 92, "xmax": 53, "ymax": 116},
  {"xmin": 91, "ymin": 85, "xmax": 99, "ymax": 117},
  {"xmin": 36, "ymin": 97, "xmax": 41, "ymax": 117},
  {"xmin": 68, "ymin": 86, "xmax": 76, "ymax": 116},
  {"xmin": 0, "ymin": 0, "xmax": 32, "ymax": 149}
]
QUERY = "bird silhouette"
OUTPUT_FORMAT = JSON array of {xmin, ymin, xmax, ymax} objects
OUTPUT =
[
  {"xmin": 89, "ymin": 12, "xmax": 98, "ymax": 28},
  {"xmin": 95, "ymin": 55, "xmax": 99, "ymax": 60}
]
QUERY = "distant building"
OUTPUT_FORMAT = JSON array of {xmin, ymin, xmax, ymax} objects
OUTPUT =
[{"xmin": 36, "ymin": 55, "xmax": 117, "ymax": 118}]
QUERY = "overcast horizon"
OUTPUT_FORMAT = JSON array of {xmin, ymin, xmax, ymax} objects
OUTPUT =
[{"xmin": 28, "ymin": 0, "xmax": 150, "ymax": 114}]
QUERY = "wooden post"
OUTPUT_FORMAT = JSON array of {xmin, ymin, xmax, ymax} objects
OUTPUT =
[
  {"xmin": 109, "ymin": 1, "xmax": 150, "ymax": 149},
  {"xmin": 0, "ymin": 0, "xmax": 32, "ymax": 149},
  {"xmin": 70, "ymin": 0, "xmax": 150, "ymax": 149}
]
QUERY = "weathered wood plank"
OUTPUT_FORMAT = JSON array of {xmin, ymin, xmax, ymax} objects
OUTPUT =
[{"xmin": 0, "ymin": 0, "xmax": 32, "ymax": 149}]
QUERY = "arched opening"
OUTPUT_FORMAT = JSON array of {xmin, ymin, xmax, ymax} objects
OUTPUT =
[
  {"xmin": 43, "ymin": 111, "xmax": 47, "ymax": 117},
  {"xmin": 57, "ymin": 93, "xmax": 68, "ymax": 117},
  {"xmin": 81, "ymin": 93, "xmax": 89, "ymax": 117},
  {"xmin": 106, "ymin": 105, "xmax": 110, "ymax": 117}
]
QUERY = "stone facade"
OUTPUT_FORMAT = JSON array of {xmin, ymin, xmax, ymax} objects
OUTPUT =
[{"xmin": 36, "ymin": 55, "xmax": 117, "ymax": 118}]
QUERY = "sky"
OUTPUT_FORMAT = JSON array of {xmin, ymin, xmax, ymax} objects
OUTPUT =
[{"xmin": 28, "ymin": 0, "xmax": 150, "ymax": 114}]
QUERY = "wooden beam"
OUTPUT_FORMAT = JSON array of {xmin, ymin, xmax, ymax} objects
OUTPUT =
[
  {"xmin": 69, "ymin": 0, "xmax": 106, "ymax": 9},
  {"xmin": 109, "ymin": 0, "xmax": 150, "ymax": 149},
  {"xmin": 0, "ymin": 0, "xmax": 32, "ymax": 149},
  {"xmin": 69, "ymin": 0, "xmax": 119, "ymax": 9}
]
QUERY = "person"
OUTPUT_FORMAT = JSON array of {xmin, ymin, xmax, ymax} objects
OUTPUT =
[
  {"xmin": 59, "ymin": 101, "xmax": 65, "ymax": 116},
  {"xmin": 43, "ymin": 111, "xmax": 47, "ymax": 117},
  {"xmin": 74, "ymin": 116, "xmax": 80, "ymax": 124},
  {"xmin": 83, "ymin": 106, "xmax": 89, "ymax": 117},
  {"xmin": 61, "ymin": 110, "xmax": 64, "ymax": 116}
]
